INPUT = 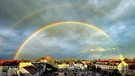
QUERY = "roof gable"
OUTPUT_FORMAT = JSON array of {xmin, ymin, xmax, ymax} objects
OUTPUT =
[{"xmin": 23, "ymin": 66, "xmax": 38, "ymax": 75}]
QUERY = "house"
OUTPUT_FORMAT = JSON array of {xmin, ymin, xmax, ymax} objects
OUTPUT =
[
  {"xmin": 17, "ymin": 66, "xmax": 40, "ymax": 76},
  {"xmin": 95, "ymin": 58, "xmax": 135, "ymax": 76},
  {"xmin": 74, "ymin": 62, "xmax": 84, "ymax": 69},
  {"xmin": 56, "ymin": 61, "xmax": 87, "ymax": 70},
  {"xmin": 95, "ymin": 59, "xmax": 121, "ymax": 70},
  {"xmin": 108, "ymin": 59, "xmax": 121, "ymax": 70},
  {"xmin": 118, "ymin": 60, "xmax": 129, "ymax": 76},
  {"xmin": 95, "ymin": 59, "xmax": 122, "ymax": 74},
  {"xmin": 17, "ymin": 62, "xmax": 44, "ymax": 76},
  {"xmin": 95, "ymin": 60, "xmax": 109, "ymax": 70},
  {"xmin": 125, "ymin": 60, "xmax": 135, "ymax": 75},
  {"xmin": 0, "ymin": 60, "xmax": 21, "ymax": 76}
]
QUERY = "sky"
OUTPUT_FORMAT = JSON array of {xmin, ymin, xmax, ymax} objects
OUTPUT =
[{"xmin": 0, "ymin": 0, "xmax": 135, "ymax": 60}]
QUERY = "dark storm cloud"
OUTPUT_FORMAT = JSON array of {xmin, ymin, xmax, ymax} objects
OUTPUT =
[
  {"xmin": 16, "ymin": 24, "xmax": 115, "ymax": 60},
  {"xmin": 0, "ymin": 0, "xmax": 135, "ymax": 59},
  {"xmin": 0, "ymin": 53, "xmax": 14, "ymax": 59},
  {"xmin": 0, "ymin": 26, "xmax": 34, "ymax": 59},
  {"xmin": 0, "ymin": 0, "xmax": 43, "ymax": 20}
]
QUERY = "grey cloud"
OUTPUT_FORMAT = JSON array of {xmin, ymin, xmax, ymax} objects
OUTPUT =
[
  {"xmin": 111, "ymin": 0, "xmax": 135, "ymax": 20},
  {"xmin": 16, "ymin": 23, "xmax": 116, "ymax": 59},
  {"xmin": 0, "ymin": 0, "xmax": 135, "ymax": 59}
]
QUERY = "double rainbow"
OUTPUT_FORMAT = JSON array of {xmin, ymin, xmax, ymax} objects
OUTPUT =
[{"xmin": 0, "ymin": 4, "xmax": 123, "ymax": 59}]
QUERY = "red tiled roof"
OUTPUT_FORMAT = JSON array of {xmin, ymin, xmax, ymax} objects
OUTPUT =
[
  {"xmin": 110, "ymin": 61, "xmax": 121, "ymax": 63},
  {"xmin": 0, "ymin": 60, "xmax": 22, "ymax": 66},
  {"xmin": 96, "ymin": 61, "xmax": 109, "ymax": 65},
  {"xmin": 23, "ymin": 66, "xmax": 38, "ymax": 75},
  {"xmin": 99, "ymin": 60, "xmax": 109, "ymax": 62},
  {"xmin": 98, "ymin": 59, "xmax": 121, "ymax": 62},
  {"xmin": 96, "ymin": 59, "xmax": 121, "ymax": 66}
]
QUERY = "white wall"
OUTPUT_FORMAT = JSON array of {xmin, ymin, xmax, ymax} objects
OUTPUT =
[
  {"xmin": 0, "ymin": 66, "xmax": 2, "ymax": 76},
  {"xmin": 7, "ymin": 67, "xmax": 18, "ymax": 76},
  {"xmin": 57, "ymin": 63, "xmax": 69, "ymax": 69}
]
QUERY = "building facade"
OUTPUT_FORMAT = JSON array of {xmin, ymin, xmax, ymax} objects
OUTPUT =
[{"xmin": 0, "ymin": 60, "xmax": 21, "ymax": 76}]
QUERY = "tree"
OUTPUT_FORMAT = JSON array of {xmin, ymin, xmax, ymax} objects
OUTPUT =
[
  {"xmin": 20, "ymin": 58, "xmax": 29, "ymax": 62},
  {"xmin": 48, "ymin": 57, "xmax": 55, "ymax": 65},
  {"xmin": 63, "ymin": 58, "xmax": 75, "ymax": 63},
  {"xmin": 112, "ymin": 69, "xmax": 121, "ymax": 76},
  {"xmin": 20, "ymin": 58, "xmax": 25, "ymax": 61},
  {"xmin": 124, "ymin": 58, "xmax": 130, "ymax": 61},
  {"xmin": 55, "ymin": 59, "xmax": 64, "ymax": 64},
  {"xmin": 91, "ymin": 65, "xmax": 96, "ymax": 71},
  {"xmin": 96, "ymin": 66, "xmax": 101, "ymax": 72},
  {"xmin": 133, "ymin": 58, "xmax": 135, "ymax": 60},
  {"xmin": 37, "ymin": 56, "xmax": 46, "ymax": 61},
  {"xmin": 76, "ymin": 59, "xmax": 82, "ymax": 63},
  {"xmin": 91, "ymin": 59, "xmax": 97, "ymax": 64}
]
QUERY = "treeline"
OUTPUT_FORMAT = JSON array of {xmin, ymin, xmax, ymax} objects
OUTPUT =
[
  {"xmin": 19, "ymin": 56, "xmax": 135, "ymax": 64},
  {"xmin": 124, "ymin": 58, "xmax": 135, "ymax": 61}
]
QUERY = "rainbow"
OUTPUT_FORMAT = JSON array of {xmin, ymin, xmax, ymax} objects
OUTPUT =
[{"xmin": 13, "ymin": 21, "xmax": 114, "ymax": 60}]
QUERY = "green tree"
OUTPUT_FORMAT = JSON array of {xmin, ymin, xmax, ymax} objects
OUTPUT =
[
  {"xmin": 96, "ymin": 66, "xmax": 101, "ymax": 72},
  {"xmin": 131, "ymin": 70, "xmax": 135, "ymax": 76},
  {"xmin": 91, "ymin": 65, "xmax": 96, "ymax": 71},
  {"xmin": 90, "ymin": 59, "xmax": 97, "ymax": 64},
  {"xmin": 64, "ymin": 58, "xmax": 75, "ymax": 63},
  {"xmin": 55, "ymin": 59, "xmax": 64, "ymax": 64},
  {"xmin": 124, "ymin": 58, "xmax": 130, "ymax": 61},
  {"xmin": 37, "ymin": 56, "xmax": 45, "ymax": 61},
  {"xmin": 76, "ymin": 59, "xmax": 82, "ymax": 63},
  {"xmin": 112, "ymin": 69, "xmax": 121, "ymax": 76},
  {"xmin": 48, "ymin": 57, "xmax": 55, "ymax": 65},
  {"xmin": 133, "ymin": 58, "xmax": 135, "ymax": 60},
  {"xmin": 20, "ymin": 58, "xmax": 29, "ymax": 62},
  {"xmin": 20, "ymin": 58, "xmax": 25, "ymax": 61}
]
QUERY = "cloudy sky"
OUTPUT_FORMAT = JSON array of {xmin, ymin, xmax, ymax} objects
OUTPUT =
[{"xmin": 0, "ymin": 0, "xmax": 135, "ymax": 60}]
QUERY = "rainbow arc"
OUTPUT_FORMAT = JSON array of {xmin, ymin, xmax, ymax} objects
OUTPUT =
[{"xmin": 13, "ymin": 21, "xmax": 121, "ymax": 60}]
